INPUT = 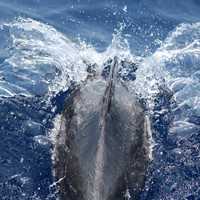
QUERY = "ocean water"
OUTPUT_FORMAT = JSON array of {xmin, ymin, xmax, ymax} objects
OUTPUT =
[{"xmin": 0, "ymin": 0, "xmax": 200, "ymax": 199}]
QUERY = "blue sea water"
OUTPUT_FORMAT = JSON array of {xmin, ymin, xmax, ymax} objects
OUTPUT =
[{"xmin": 0, "ymin": 0, "xmax": 200, "ymax": 199}]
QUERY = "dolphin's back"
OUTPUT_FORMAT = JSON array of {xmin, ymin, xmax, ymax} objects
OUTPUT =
[{"xmin": 53, "ymin": 59, "xmax": 149, "ymax": 200}]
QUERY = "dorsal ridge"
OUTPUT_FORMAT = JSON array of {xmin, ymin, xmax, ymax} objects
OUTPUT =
[{"xmin": 102, "ymin": 56, "xmax": 118, "ymax": 114}]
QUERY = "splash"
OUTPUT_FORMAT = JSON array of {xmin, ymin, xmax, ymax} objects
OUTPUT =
[
  {"xmin": 0, "ymin": 18, "xmax": 139, "ymax": 101},
  {"xmin": 154, "ymin": 23, "xmax": 200, "ymax": 121},
  {"xmin": 132, "ymin": 22, "xmax": 200, "ymax": 114},
  {"xmin": 132, "ymin": 23, "xmax": 200, "ymax": 139},
  {"xmin": 0, "ymin": 17, "xmax": 89, "ymax": 98}
]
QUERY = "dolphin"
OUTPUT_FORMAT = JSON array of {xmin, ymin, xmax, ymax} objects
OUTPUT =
[{"xmin": 53, "ymin": 57, "xmax": 151, "ymax": 200}]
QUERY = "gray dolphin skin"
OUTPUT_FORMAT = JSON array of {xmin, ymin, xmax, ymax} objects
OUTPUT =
[{"xmin": 53, "ymin": 57, "xmax": 150, "ymax": 200}]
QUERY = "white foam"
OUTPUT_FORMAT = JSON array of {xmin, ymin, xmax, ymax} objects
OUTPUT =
[
  {"xmin": 33, "ymin": 135, "xmax": 51, "ymax": 146},
  {"xmin": 133, "ymin": 23, "xmax": 200, "ymax": 113},
  {"xmin": 1, "ymin": 17, "xmax": 90, "ymax": 98},
  {"xmin": 155, "ymin": 23, "xmax": 200, "ymax": 118},
  {"xmin": 169, "ymin": 120, "xmax": 198, "ymax": 135},
  {"xmin": 48, "ymin": 114, "xmax": 62, "ymax": 146}
]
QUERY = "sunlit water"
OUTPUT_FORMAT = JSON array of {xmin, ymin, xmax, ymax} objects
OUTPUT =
[{"xmin": 0, "ymin": 1, "xmax": 200, "ymax": 199}]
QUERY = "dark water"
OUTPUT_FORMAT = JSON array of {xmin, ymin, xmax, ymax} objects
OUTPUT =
[{"xmin": 0, "ymin": 0, "xmax": 200, "ymax": 199}]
